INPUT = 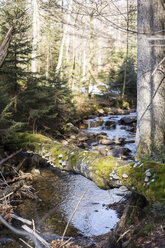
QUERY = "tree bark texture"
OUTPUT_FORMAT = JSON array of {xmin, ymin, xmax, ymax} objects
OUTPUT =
[
  {"xmin": 136, "ymin": 0, "xmax": 165, "ymax": 158},
  {"xmin": 31, "ymin": 0, "xmax": 40, "ymax": 73},
  {"xmin": 0, "ymin": 27, "xmax": 13, "ymax": 67}
]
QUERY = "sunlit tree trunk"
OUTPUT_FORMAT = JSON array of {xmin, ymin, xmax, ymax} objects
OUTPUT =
[
  {"xmin": 65, "ymin": 0, "xmax": 73, "ymax": 62},
  {"xmin": 122, "ymin": 0, "xmax": 129, "ymax": 100},
  {"xmin": 136, "ymin": 0, "xmax": 165, "ymax": 158},
  {"xmin": 31, "ymin": 0, "xmax": 40, "ymax": 73},
  {"xmin": 82, "ymin": 39, "xmax": 87, "ymax": 82}
]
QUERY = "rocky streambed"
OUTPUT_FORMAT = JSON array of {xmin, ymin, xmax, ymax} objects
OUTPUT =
[
  {"xmin": 0, "ymin": 112, "xmax": 137, "ymax": 247},
  {"xmin": 62, "ymin": 111, "xmax": 137, "ymax": 161}
]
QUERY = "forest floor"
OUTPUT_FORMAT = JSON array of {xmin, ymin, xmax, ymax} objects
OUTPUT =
[
  {"xmin": 0, "ymin": 103, "xmax": 165, "ymax": 248},
  {"xmin": 0, "ymin": 151, "xmax": 165, "ymax": 248}
]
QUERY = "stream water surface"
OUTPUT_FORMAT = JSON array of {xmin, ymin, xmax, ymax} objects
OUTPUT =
[{"xmin": 0, "ymin": 112, "xmax": 136, "ymax": 247}]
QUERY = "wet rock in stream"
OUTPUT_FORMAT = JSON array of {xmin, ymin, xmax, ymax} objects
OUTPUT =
[{"xmin": 65, "ymin": 112, "xmax": 136, "ymax": 161}]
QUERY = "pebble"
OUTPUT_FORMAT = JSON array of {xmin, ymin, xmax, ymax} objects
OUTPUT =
[
  {"xmin": 119, "ymin": 186, "xmax": 128, "ymax": 192},
  {"xmin": 145, "ymin": 171, "xmax": 151, "ymax": 177},
  {"xmin": 122, "ymin": 173, "xmax": 128, "ymax": 178},
  {"xmin": 144, "ymin": 176, "xmax": 149, "ymax": 182},
  {"xmin": 133, "ymin": 163, "xmax": 138, "ymax": 168},
  {"xmin": 31, "ymin": 168, "xmax": 40, "ymax": 175},
  {"xmin": 58, "ymin": 154, "xmax": 63, "ymax": 158},
  {"xmin": 62, "ymin": 161, "xmax": 67, "ymax": 166},
  {"xmin": 113, "ymin": 174, "xmax": 120, "ymax": 180}
]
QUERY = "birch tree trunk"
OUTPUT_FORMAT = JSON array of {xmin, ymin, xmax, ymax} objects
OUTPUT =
[
  {"xmin": 136, "ymin": 0, "xmax": 165, "ymax": 159},
  {"xmin": 56, "ymin": 0, "xmax": 73, "ymax": 72}
]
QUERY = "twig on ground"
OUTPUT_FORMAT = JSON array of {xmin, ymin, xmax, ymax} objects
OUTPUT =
[
  {"xmin": 116, "ymin": 225, "xmax": 134, "ymax": 243},
  {"xmin": 0, "ymin": 215, "xmax": 43, "ymax": 248},
  {"xmin": 0, "ymin": 171, "xmax": 8, "ymax": 186},
  {"xmin": 19, "ymin": 238, "xmax": 34, "ymax": 248},
  {"xmin": 61, "ymin": 189, "xmax": 88, "ymax": 245},
  {"xmin": 61, "ymin": 237, "xmax": 72, "ymax": 247},
  {"xmin": 22, "ymin": 224, "xmax": 50, "ymax": 248},
  {"xmin": 0, "ymin": 149, "xmax": 22, "ymax": 166},
  {"xmin": 10, "ymin": 214, "xmax": 32, "ymax": 226},
  {"xmin": 0, "ymin": 192, "xmax": 13, "ymax": 201}
]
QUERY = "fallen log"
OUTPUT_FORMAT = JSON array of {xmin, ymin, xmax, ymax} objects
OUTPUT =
[{"xmin": 12, "ymin": 132, "xmax": 165, "ymax": 203}]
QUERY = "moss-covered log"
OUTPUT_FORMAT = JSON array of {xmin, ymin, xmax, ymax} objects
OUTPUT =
[{"xmin": 13, "ymin": 133, "xmax": 165, "ymax": 203}]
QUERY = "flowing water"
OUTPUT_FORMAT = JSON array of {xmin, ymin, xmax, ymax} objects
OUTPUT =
[
  {"xmin": 85, "ymin": 112, "xmax": 136, "ymax": 158},
  {"xmin": 0, "ymin": 112, "xmax": 136, "ymax": 247}
]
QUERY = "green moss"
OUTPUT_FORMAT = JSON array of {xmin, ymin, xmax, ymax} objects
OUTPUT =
[
  {"xmin": 118, "ymin": 161, "xmax": 165, "ymax": 203},
  {"xmin": 90, "ymin": 156, "xmax": 116, "ymax": 178},
  {"xmin": 13, "ymin": 132, "xmax": 165, "ymax": 203}
]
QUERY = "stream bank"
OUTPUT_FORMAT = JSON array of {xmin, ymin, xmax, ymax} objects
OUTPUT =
[{"xmin": 1, "ymin": 111, "xmax": 165, "ymax": 248}]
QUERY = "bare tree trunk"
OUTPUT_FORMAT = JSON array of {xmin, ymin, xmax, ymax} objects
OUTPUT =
[
  {"xmin": 65, "ymin": 0, "xmax": 73, "ymax": 62},
  {"xmin": 0, "ymin": 27, "xmax": 13, "ymax": 67},
  {"xmin": 56, "ymin": 31, "xmax": 66, "ymax": 73},
  {"xmin": 56, "ymin": 0, "xmax": 73, "ymax": 72},
  {"xmin": 31, "ymin": 0, "xmax": 40, "ymax": 73},
  {"xmin": 82, "ymin": 38, "xmax": 87, "ymax": 81},
  {"xmin": 136, "ymin": 0, "xmax": 165, "ymax": 158},
  {"xmin": 122, "ymin": 0, "xmax": 129, "ymax": 100}
]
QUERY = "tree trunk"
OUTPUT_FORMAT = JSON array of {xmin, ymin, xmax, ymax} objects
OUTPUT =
[
  {"xmin": 31, "ymin": 0, "xmax": 40, "ymax": 73},
  {"xmin": 136, "ymin": 0, "xmax": 165, "ymax": 159},
  {"xmin": 0, "ymin": 27, "xmax": 13, "ymax": 67}
]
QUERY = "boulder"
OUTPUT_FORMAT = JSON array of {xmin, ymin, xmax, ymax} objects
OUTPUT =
[
  {"xmin": 79, "ymin": 123, "xmax": 88, "ymax": 129},
  {"xmin": 93, "ymin": 147, "xmax": 107, "ymax": 156},
  {"xmin": 99, "ymin": 139, "xmax": 114, "ymax": 145},
  {"xmin": 119, "ymin": 116, "xmax": 137, "ymax": 125},
  {"xmin": 113, "ymin": 137, "xmax": 125, "ymax": 145},
  {"xmin": 89, "ymin": 117, "xmax": 104, "ymax": 128},
  {"xmin": 97, "ymin": 134, "xmax": 108, "ymax": 141},
  {"xmin": 66, "ymin": 123, "xmax": 79, "ymax": 133},
  {"xmin": 107, "ymin": 147, "xmax": 131, "ymax": 158},
  {"xmin": 103, "ymin": 120, "xmax": 116, "ymax": 130},
  {"xmin": 77, "ymin": 135, "xmax": 88, "ymax": 142}
]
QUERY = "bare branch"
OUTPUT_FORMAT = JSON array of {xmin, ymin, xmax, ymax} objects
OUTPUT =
[{"xmin": 0, "ymin": 149, "xmax": 22, "ymax": 166}]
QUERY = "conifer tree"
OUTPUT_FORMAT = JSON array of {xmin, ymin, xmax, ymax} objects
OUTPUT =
[{"xmin": 0, "ymin": 0, "xmax": 32, "ymax": 96}]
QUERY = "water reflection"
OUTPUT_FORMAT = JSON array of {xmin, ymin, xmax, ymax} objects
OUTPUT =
[{"xmin": 16, "ymin": 168, "xmax": 125, "ymax": 238}]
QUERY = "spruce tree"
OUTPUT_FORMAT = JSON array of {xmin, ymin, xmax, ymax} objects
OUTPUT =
[{"xmin": 0, "ymin": 0, "xmax": 32, "ymax": 96}]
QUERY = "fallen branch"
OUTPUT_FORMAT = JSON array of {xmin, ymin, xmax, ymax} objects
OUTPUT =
[
  {"xmin": 0, "ymin": 192, "xmax": 13, "ymax": 201},
  {"xmin": 0, "ymin": 215, "xmax": 43, "ymax": 248},
  {"xmin": 22, "ymin": 224, "xmax": 50, "ymax": 248},
  {"xmin": 0, "ymin": 149, "xmax": 22, "ymax": 166},
  {"xmin": 116, "ymin": 225, "xmax": 134, "ymax": 243},
  {"xmin": 10, "ymin": 213, "xmax": 32, "ymax": 226},
  {"xmin": 0, "ymin": 181, "xmax": 23, "ymax": 199}
]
